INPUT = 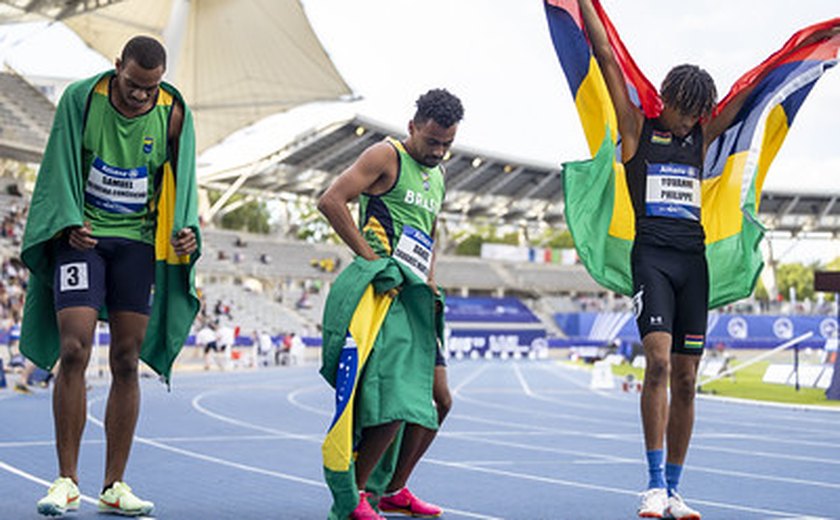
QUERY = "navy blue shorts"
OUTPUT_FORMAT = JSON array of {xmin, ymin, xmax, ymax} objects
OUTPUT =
[
  {"xmin": 53, "ymin": 236, "xmax": 155, "ymax": 315},
  {"xmin": 435, "ymin": 342, "xmax": 447, "ymax": 367},
  {"xmin": 631, "ymin": 242, "xmax": 708, "ymax": 355}
]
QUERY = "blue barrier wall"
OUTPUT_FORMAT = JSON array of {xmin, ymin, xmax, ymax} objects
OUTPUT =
[
  {"xmin": 445, "ymin": 296, "xmax": 541, "ymax": 323},
  {"xmin": 554, "ymin": 312, "xmax": 838, "ymax": 349}
]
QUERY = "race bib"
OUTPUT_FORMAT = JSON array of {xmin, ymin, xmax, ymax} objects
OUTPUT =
[
  {"xmin": 393, "ymin": 225, "xmax": 433, "ymax": 282},
  {"xmin": 85, "ymin": 157, "xmax": 148, "ymax": 214},
  {"xmin": 59, "ymin": 261, "xmax": 89, "ymax": 292},
  {"xmin": 645, "ymin": 163, "xmax": 700, "ymax": 221}
]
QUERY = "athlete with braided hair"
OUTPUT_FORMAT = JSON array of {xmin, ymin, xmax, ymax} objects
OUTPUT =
[{"xmin": 577, "ymin": 1, "xmax": 769, "ymax": 518}]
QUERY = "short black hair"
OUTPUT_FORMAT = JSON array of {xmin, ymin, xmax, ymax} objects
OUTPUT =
[
  {"xmin": 661, "ymin": 64, "xmax": 717, "ymax": 119},
  {"xmin": 414, "ymin": 88, "xmax": 464, "ymax": 128},
  {"xmin": 121, "ymin": 36, "xmax": 167, "ymax": 71}
]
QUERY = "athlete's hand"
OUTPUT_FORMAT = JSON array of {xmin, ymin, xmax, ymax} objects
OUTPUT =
[
  {"xmin": 171, "ymin": 227, "xmax": 197, "ymax": 256},
  {"xmin": 67, "ymin": 222, "xmax": 97, "ymax": 250}
]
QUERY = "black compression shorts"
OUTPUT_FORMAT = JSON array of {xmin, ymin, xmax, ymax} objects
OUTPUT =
[{"xmin": 631, "ymin": 243, "xmax": 708, "ymax": 355}]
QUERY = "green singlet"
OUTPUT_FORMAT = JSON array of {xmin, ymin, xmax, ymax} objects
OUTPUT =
[
  {"xmin": 82, "ymin": 74, "xmax": 173, "ymax": 244},
  {"xmin": 358, "ymin": 137, "xmax": 445, "ymax": 281}
]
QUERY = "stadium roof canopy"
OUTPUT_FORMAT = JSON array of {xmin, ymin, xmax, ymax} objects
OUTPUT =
[
  {"xmin": 0, "ymin": 0, "xmax": 122, "ymax": 22},
  {"xmin": 0, "ymin": 71, "xmax": 837, "ymax": 238},
  {"xmin": 199, "ymin": 114, "xmax": 840, "ymax": 236},
  {"xmin": 0, "ymin": 71, "xmax": 53, "ymax": 163},
  {"xmin": 0, "ymin": 0, "xmax": 353, "ymax": 152}
]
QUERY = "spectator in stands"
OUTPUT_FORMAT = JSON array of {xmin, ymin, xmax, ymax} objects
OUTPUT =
[
  {"xmin": 19, "ymin": 36, "xmax": 199, "ymax": 517},
  {"xmin": 196, "ymin": 321, "xmax": 221, "ymax": 371},
  {"xmin": 216, "ymin": 321, "xmax": 236, "ymax": 369},
  {"xmin": 577, "ymin": 2, "xmax": 837, "ymax": 517},
  {"xmin": 317, "ymin": 88, "xmax": 461, "ymax": 519}
]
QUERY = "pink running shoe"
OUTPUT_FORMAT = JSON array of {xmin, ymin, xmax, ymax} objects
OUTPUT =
[
  {"xmin": 350, "ymin": 492, "xmax": 386, "ymax": 520},
  {"xmin": 378, "ymin": 487, "xmax": 443, "ymax": 518}
]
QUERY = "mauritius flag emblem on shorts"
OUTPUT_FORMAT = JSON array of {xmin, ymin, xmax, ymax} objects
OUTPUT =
[{"xmin": 684, "ymin": 334, "xmax": 704, "ymax": 350}]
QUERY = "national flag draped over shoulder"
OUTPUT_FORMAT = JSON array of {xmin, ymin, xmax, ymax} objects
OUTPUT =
[
  {"xmin": 20, "ymin": 72, "xmax": 201, "ymax": 383},
  {"xmin": 544, "ymin": 0, "xmax": 840, "ymax": 308}
]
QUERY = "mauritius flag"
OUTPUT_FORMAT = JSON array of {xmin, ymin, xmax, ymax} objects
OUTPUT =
[
  {"xmin": 20, "ymin": 72, "xmax": 201, "ymax": 383},
  {"xmin": 544, "ymin": 0, "xmax": 840, "ymax": 308}
]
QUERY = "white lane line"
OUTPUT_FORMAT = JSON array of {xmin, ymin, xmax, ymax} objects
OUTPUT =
[
  {"xmin": 189, "ymin": 383, "xmax": 502, "ymax": 519},
  {"xmin": 452, "ymin": 364, "xmax": 491, "ymax": 395},
  {"xmin": 512, "ymin": 363, "xmax": 535, "ymax": 396},
  {"xmin": 287, "ymin": 385, "xmax": 331, "ymax": 417},
  {"xmin": 191, "ymin": 390, "xmax": 322, "ymax": 441},
  {"xmin": 0, "ymin": 460, "xmax": 99, "ymax": 506},
  {"xmin": 424, "ymin": 458, "xmax": 810, "ymax": 518},
  {"xmin": 86, "ymin": 395, "xmax": 325, "ymax": 487},
  {"xmin": 456, "ymin": 368, "xmax": 840, "ymax": 465}
]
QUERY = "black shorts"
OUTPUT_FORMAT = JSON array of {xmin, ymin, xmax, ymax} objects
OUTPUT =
[
  {"xmin": 53, "ymin": 236, "xmax": 155, "ymax": 315},
  {"xmin": 435, "ymin": 342, "xmax": 447, "ymax": 367},
  {"xmin": 631, "ymin": 243, "xmax": 708, "ymax": 355}
]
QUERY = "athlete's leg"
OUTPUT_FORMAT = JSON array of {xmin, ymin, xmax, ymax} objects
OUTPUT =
[
  {"xmin": 355, "ymin": 421, "xmax": 403, "ymax": 491},
  {"xmin": 102, "ymin": 311, "xmax": 148, "ymax": 488},
  {"xmin": 385, "ymin": 366, "xmax": 452, "ymax": 493},
  {"xmin": 54, "ymin": 307, "xmax": 99, "ymax": 482},
  {"xmin": 640, "ymin": 332, "xmax": 671, "ymax": 454},
  {"xmin": 666, "ymin": 352, "xmax": 700, "ymax": 466}
]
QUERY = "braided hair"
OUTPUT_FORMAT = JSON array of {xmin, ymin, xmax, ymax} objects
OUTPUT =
[
  {"xmin": 660, "ymin": 64, "xmax": 717, "ymax": 119},
  {"xmin": 414, "ymin": 88, "xmax": 464, "ymax": 128}
]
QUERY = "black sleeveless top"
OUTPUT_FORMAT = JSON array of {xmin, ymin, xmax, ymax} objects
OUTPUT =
[{"xmin": 625, "ymin": 118, "xmax": 706, "ymax": 253}]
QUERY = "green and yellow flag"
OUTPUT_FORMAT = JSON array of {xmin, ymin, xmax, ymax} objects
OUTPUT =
[{"xmin": 20, "ymin": 71, "xmax": 201, "ymax": 382}]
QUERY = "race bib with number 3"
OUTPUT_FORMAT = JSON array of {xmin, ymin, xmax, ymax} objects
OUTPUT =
[{"xmin": 59, "ymin": 262, "xmax": 89, "ymax": 292}]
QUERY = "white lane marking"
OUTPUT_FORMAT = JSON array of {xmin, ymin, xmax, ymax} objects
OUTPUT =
[
  {"xmin": 424, "ymin": 458, "xmax": 809, "ymax": 518},
  {"xmin": 188, "ymin": 382, "xmax": 502, "ymax": 519},
  {"xmin": 287, "ymin": 385, "xmax": 331, "ymax": 417},
  {"xmin": 0, "ymin": 460, "xmax": 99, "ymax": 506}
]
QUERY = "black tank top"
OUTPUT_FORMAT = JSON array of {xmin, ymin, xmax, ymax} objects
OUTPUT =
[{"xmin": 625, "ymin": 118, "xmax": 705, "ymax": 253}]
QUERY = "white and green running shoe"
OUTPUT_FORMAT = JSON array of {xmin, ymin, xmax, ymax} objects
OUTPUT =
[
  {"xmin": 37, "ymin": 477, "xmax": 80, "ymax": 517},
  {"xmin": 98, "ymin": 482, "xmax": 154, "ymax": 517}
]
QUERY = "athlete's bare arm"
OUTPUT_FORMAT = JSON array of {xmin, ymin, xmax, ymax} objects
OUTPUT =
[
  {"xmin": 578, "ymin": 0, "xmax": 644, "ymax": 161},
  {"xmin": 318, "ymin": 141, "xmax": 398, "ymax": 260}
]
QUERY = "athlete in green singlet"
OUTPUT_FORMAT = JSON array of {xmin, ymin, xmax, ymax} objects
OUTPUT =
[
  {"xmin": 32, "ymin": 36, "xmax": 197, "ymax": 517},
  {"xmin": 318, "ymin": 89, "xmax": 463, "ymax": 520}
]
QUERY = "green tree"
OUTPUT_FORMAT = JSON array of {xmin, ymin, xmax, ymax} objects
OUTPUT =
[
  {"xmin": 208, "ymin": 191, "xmax": 271, "ymax": 234},
  {"xmin": 775, "ymin": 262, "xmax": 815, "ymax": 302}
]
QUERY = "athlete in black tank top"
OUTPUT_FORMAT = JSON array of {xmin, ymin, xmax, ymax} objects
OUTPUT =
[
  {"xmin": 625, "ymin": 119, "xmax": 705, "ymax": 253},
  {"xmin": 578, "ymin": 1, "xmax": 784, "ymax": 517}
]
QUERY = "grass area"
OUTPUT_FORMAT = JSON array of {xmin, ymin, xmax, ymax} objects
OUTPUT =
[{"xmin": 561, "ymin": 358, "xmax": 840, "ymax": 407}]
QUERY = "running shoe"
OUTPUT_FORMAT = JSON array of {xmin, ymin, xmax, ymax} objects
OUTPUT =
[
  {"xmin": 14, "ymin": 382, "xmax": 33, "ymax": 394},
  {"xmin": 37, "ymin": 477, "xmax": 80, "ymax": 517},
  {"xmin": 350, "ymin": 491, "xmax": 385, "ymax": 520},
  {"xmin": 637, "ymin": 487, "xmax": 668, "ymax": 518},
  {"xmin": 98, "ymin": 482, "xmax": 154, "ymax": 517},
  {"xmin": 666, "ymin": 492, "xmax": 701, "ymax": 520},
  {"xmin": 378, "ymin": 487, "xmax": 443, "ymax": 518}
]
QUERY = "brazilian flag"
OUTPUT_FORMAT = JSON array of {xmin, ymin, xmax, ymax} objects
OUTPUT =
[{"xmin": 20, "ymin": 71, "xmax": 201, "ymax": 383}]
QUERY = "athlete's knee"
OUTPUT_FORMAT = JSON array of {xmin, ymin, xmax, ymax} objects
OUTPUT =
[
  {"xmin": 109, "ymin": 338, "xmax": 142, "ymax": 380},
  {"xmin": 58, "ymin": 336, "xmax": 91, "ymax": 372},
  {"xmin": 671, "ymin": 368, "xmax": 697, "ymax": 403},
  {"xmin": 644, "ymin": 357, "xmax": 670, "ymax": 387}
]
